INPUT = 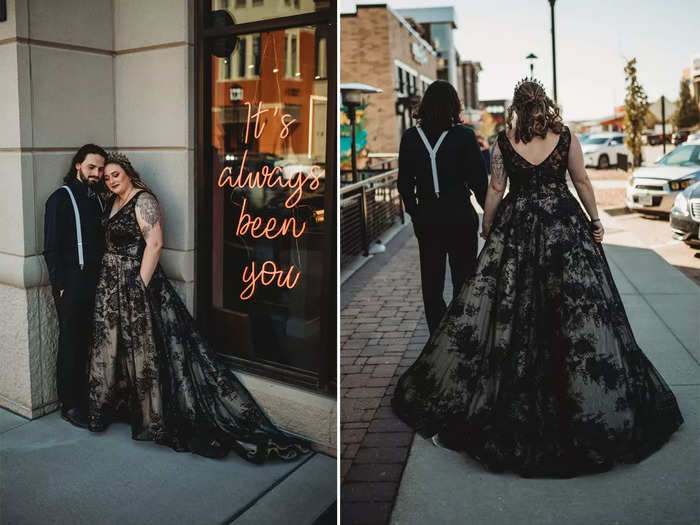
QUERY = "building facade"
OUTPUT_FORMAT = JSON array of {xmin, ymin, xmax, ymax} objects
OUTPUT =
[
  {"xmin": 0, "ymin": 0, "xmax": 336, "ymax": 449},
  {"xmin": 396, "ymin": 6, "xmax": 458, "ymax": 89},
  {"xmin": 459, "ymin": 60, "xmax": 482, "ymax": 124},
  {"xmin": 480, "ymin": 98, "xmax": 511, "ymax": 133},
  {"xmin": 340, "ymin": 4, "xmax": 438, "ymax": 155}
]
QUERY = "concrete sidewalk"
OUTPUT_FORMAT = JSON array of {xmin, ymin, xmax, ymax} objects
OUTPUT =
[
  {"xmin": 0, "ymin": 409, "xmax": 336, "ymax": 525},
  {"xmin": 391, "ymin": 214, "xmax": 700, "ymax": 525}
]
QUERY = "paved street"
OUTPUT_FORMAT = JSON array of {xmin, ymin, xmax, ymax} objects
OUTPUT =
[
  {"xmin": 340, "ymin": 199, "xmax": 699, "ymax": 525},
  {"xmin": 0, "ymin": 409, "xmax": 336, "ymax": 525}
]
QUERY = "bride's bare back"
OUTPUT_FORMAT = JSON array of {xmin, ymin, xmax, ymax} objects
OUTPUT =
[{"xmin": 505, "ymin": 130, "xmax": 561, "ymax": 167}]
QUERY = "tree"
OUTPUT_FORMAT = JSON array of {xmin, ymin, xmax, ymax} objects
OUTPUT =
[
  {"xmin": 622, "ymin": 58, "xmax": 649, "ymax": 167},
  {"xmin": 672, "ymin": 79, "xmax": 699, "ymax": 129}
]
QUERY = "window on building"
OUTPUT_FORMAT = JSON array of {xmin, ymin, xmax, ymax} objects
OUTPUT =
[
  {"xmin": 215, "ymin": 0, "xmax": 329, "ymax": 23},
  {"xmin": 397, "ymin": 67, "xmax": 404, "ymax": 94},
  {"xmin": 285, "ymin": 30, "xmax": 300, "ymax": 78},
  {"xmin": 315, "ymin": 33, "xmax": 327, "ymax": 79},
  {"xmin": 218, "ymin": 34, "xmax": 261, "ymax": 81},
  {"xmin": 237, "ymin": 37, "xmax": 247, "ymax": 77},
  {"xmin": 252, "ymin": 34, "xmax": 260, "ymax": 75}
]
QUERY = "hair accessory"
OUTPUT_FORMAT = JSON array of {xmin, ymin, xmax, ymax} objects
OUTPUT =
[
  {"xmin": 105, "ymin": 152, "xmax": 134, "ymax": 171},
  {"xmin": 513, "ymin": 77, "xmax": 546, "ymax": 100}
]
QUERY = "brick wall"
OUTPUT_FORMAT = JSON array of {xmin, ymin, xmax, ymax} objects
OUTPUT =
[{"xmin": 341, "ymin": 7, "xmax": 438, "ymax": 154}]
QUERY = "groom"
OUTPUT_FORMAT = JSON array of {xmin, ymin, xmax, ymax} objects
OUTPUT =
[
  {"xmin": 43, "ymin": 144, "xmax": 107, "ymax": 428},
  {"xmin": 398, "ymin": 124, "xmax": 488, "ymax": 335}
]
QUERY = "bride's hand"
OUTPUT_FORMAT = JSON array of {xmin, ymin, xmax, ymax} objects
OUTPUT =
[
  {"xmin": 591, "ymin": 221, "xmax": 604, "ymax": 243},
  {"xmin": 480, "ymin": 222, "xmax": 490, "ymax": 239}
]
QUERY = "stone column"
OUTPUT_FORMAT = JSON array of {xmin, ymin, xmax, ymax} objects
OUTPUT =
[{"xmin": 0, "ymin": 0, "xmax": 115, "ymax": 418}]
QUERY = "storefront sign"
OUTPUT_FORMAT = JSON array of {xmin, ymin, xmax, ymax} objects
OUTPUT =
[
  {"xmin": 411, "ymin": 42, "xmax": 428, "ymax": 65},
  {"xmin": 217, "ymin": 101, "xmax": 322, "ymax": 300}
]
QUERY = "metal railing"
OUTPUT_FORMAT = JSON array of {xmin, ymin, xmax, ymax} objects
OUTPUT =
[
  {"xmin": 340, "ymin": 156, "xmax": 398, "ymax": 184},
  {"xmin": 340, "ymin": 168, "xmax": 404, "ymax": 266}
]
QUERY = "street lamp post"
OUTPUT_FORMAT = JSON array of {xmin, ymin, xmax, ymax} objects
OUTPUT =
[
  {"xmin": 526, "ymin": 53, "xmax": 538, "ymax": 79},
  {"xmin": 548, "ymin": 0, "xmax": 558, "ymax": 103},
  {"xmin": 661, "ymin": 95, "xmax": 667, "ymax": 155}
]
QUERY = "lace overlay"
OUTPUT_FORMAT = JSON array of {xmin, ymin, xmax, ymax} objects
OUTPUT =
[
  {"xmin": 392, "ymin": 127, "xmax": 684, "ymax": 477},
  {"xmin": 87, "ymin": 191, "xmax": 310, "ymax": 462}
]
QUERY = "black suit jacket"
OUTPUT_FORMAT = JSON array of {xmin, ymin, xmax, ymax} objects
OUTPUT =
[
  {"xmin": 397, "ymin": 124, "xmax": 488, "ymax": 222},
  {"xmin": 43, "ymin": 177, "xmax": 106, "ymax": 294}
]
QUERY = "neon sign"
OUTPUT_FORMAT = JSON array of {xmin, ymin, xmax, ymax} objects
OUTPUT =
[{"xmin": 217, "ymin": 101, "xmax": 322, "ymax": 300}]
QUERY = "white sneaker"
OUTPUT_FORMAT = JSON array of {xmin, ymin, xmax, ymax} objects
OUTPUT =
[{"xmin": 431, "ymin": 434, "xmax": 447, "ymax": 449}]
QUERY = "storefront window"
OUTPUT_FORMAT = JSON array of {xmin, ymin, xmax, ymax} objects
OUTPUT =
[{"xmin": 208, "ymin": 25, "xmax": 329, "ymax": 378}]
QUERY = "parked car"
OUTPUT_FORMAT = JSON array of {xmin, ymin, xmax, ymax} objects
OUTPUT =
[
  {"xmin": 670, "ymin": 180, "xmax": 700, "ymax": 247},
  {"xmin": 672, "ymin": 129, "xmax": 691, "ymax": 145},
  {"xmin": 626, "ymin": 143, "xmax": 700, "ymax": 215},
  {"xmin": 576, "ymin": 132, "xmax": 592, "ymax": 144},
  {"xmin": 581, "ymin": 132, "xmax": 628, "ymax": 169},
  {"xmin": 644, "ymin": 133, "xmax": 672, "ymax": 146},
  {"xmin": 686, "ymin": 131, "xmax": 700, "ymax": 144}
]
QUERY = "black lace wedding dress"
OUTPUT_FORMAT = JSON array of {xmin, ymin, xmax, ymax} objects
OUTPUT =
[
  {"xmin": 392, "ymin": 127, "xmax": 684, "ymax": 477},
  {"xmin": 87, "ymin": 190, "xmax": 310, "ymax": 463}
]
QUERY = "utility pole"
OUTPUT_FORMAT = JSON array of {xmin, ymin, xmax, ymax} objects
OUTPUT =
[{"xmin": 661, "ymin": 95, "xmax": 666, "ymax": 155}]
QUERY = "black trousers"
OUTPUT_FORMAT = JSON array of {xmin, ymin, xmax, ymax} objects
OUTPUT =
[
  {"xmin": 412, "ymin": 203, "xmax": 480, "ymax": 335},
  {"xmin": 53, "ymin": 265, "xmax": 99, "ymax": 413}
]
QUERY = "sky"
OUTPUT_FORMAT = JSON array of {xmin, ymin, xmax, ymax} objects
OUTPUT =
[{"xmin": 339, "ymin": 0, "xmax": 700, "ymax": 121}]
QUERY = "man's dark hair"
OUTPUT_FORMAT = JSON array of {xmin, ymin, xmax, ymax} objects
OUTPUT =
[
  {"xmin": 63, "ymin": 144, "xmax": 107, "ymax": 184},
  {"xmin": 412, "ymin": 80, "xmax": 462, "ymax": 131}
]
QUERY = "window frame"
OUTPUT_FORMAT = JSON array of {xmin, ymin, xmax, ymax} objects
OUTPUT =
[{"xmin": 196, "ymin": 0, "xmax": 337, "ymax": 393}]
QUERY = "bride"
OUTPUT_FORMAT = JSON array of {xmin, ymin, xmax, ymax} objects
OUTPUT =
[
  {"xmin": 86, "ymin": 153, "xmax": 310, "ymax": 463},
  {"xmin": 391, "ymin": 79, "xmax": 684, "ymax": 477}
]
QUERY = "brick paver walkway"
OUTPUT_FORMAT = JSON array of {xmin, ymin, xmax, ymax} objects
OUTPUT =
[{"xmin": 340, "ymin": 226, "xmax": 446, "ymax": 525}]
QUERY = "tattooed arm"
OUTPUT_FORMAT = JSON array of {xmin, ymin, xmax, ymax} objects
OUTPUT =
[
  {"xmin": 568, "ymin": 133, "xmax": 604, "ymax": 243},
  {"xmin": 481, "ymin": 142, "xmax": 507, "ymax": 239},
  {"xmin": 134, "ymin": 191, "xmax": 163, "ymax": 286}
]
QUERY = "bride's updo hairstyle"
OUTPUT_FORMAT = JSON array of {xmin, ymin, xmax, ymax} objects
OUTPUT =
[
  {"xmin": 105, "ymin": 152, "xmax": 154, "ymax": 194},
  {"xmin": 413, "ymin": 80, "xmax": 462, "ymax": 131},
  {"xmin": 506, "ymin": 78, "xmax": 563, "ymax": 143}
]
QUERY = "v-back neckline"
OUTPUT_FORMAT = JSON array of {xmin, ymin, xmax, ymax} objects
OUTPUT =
[
  {"xmin": 505, "ymin": 131, "xmax": 563, "ymax": 168},
  {"xmin": 108, "ymin": 190, "xmax": 143, "ymax": 221}
]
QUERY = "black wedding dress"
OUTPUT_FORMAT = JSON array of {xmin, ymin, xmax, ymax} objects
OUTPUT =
[
  {"xmin": 392, "ymin": 127, "xmax": 684, "ymax": 478},
  {"xmin": 87, "ymin": 190, "xmax": 310, "ymax": 463}
]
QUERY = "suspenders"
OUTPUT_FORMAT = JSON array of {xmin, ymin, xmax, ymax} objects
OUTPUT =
[
  {"xmin": 415, "ymin": 126, "xmax": 449, "ymax": 198},
  {"xmin": 61, "ymin": 185, "xmax": 103, "ymax": 270}
]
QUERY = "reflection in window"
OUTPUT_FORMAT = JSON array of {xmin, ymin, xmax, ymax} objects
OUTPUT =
[
  {"xmin": 214, "ymin": 0, "xmax": 329, "ymax": 24},
  {"xmin": 252, "ymin": 35, "xmax": 260, "ymax": 75},
  {"xmin": 218, "ymin": 34, "xmax": 261, "ymax": 81},
  {"xmin": 285, "ymin": 30, "xmax": 300, "ymax": 78},
  {"xmin": 315, "ymin": 36, "xmax": 327, "ymax": 79},
  {"xmin": 237, "ymin": 37, "xmax": 246, "ymax": 77},
  {"xmin": 210, "ymin": 27, "xmax": 329, "ymax": 372}
]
